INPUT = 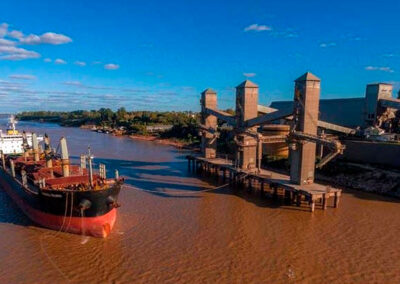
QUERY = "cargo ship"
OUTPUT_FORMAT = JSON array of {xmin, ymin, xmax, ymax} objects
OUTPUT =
[{"xmin": 0, "ymin": 126, "xmax": 123, "ymax": 238}]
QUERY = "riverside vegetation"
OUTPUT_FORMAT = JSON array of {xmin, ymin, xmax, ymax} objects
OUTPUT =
[
  {"xmin": 17, "ymin": 108, "xmax": 200, "ymax": 147},
  {"xmin": 17, "ymin": 107, "xmax": 237, "ymax": 150}
]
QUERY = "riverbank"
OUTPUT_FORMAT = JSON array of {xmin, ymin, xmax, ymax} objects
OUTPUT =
[
  {"xmin": 128, "ymin": 134, "xmax": 199, "ymax": 150},
  {"xmin": 79, "ymin": 125, "xmax": 199, "ymax": 149},
  {"xmin": 264, "ymin": 159, "xmax": 400, "ymax": 199}
]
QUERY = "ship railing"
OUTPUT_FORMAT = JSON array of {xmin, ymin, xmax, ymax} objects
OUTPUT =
[{"xmin": 1, "ymin": 165, "xmax": 39, "ymax": 195}]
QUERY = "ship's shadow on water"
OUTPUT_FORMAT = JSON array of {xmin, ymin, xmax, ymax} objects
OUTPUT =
[
  {"xmin": 0, "ymin": 190, "xmax": 32, "ymax": 226},
  {"xmin": 71, "ymin": 153, "xmax": 204, "ymax": 199}
]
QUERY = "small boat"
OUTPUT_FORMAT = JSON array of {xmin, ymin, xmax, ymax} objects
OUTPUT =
[{"xmin": 0, "ymin": 128, "xmax": 123, "ymax": 238}]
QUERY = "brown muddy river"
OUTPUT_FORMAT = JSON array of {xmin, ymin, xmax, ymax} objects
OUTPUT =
[{"xmin": 0, "ymin": 120, "xmax": 399, "ymax": 283}]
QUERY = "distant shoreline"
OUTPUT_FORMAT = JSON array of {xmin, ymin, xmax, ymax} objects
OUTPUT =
[
  {"xmin": 127, "ymin": 134, "xmax": 196, "ymax": 149},
  {"xmin": 17, "ymin": 109, "xmax": 201, "ymax": 150},
  {"xmin": 82, "ymin": 125, "xmax": 198, "ymax": 150}
]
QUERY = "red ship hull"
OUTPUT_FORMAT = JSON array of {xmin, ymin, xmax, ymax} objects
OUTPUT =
[{"xmin": 0, "ymin": 172, "xmax": 117, "ymax": 238}]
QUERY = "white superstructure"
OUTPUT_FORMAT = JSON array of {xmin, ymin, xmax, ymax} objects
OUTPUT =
[{"xmin": 0, "ymin": 116, "xmax": 43, "ymax": 155}]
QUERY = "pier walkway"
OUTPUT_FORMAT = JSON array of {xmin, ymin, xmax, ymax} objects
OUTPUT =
[{"xmin": 187, "ymin": 155, "xmax": 341, "ymax": 212}]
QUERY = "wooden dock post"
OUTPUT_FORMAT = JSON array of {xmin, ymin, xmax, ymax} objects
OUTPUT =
[
  {"xmin": 334, "ymin": 192, "xmax": 340, "ymax": 208},
  {"xmin": 296, "ymin": 192, "xmax": 301, "ymax": 207},
  {"xmin": 272, "ymin": 185, "xmax": 278, "ymax": 200},
  {"xmin": 248, "ymin": 178, "xmax": 252, "ymax": 192},
  {"xmin": 260, "ymin": 181, "xmax": 264, "ymax": 196},
  {"xmin": 284, "ymin": 189, "xmax": 292, "ymax": 205},
  {"xmin": 310, "ymin": 199, "xmax": 316, "ymax": 212},
  {"xmin": 322, "ymin": 193, "xmax": 328, "ymax": 210}
]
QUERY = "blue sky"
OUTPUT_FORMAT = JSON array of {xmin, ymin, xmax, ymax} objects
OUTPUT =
[{"xmin": 0, "ymin": 0, "xmax": 399, "ymax": 112}]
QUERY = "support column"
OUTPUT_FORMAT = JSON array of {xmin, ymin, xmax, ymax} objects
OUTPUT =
[
  {"xmin": 322, "ymin": 193, "xmax": 328, "ymax": 210},
  {"xmin": 334, "ymin": 192, "xmax": 340, "ymax": 208},
  {"xmin": 290, "ymin": 72, "xmax": 321, "ymax": 185},
  {"xmin": 201, "ymin": 89, "xmax": 217, "ymax": 158},
  {"xmin": 235, "ymin": 80, "xmax": 259, "ymax": 170},
  {"xmin": 310, "ymin": 199, "xmax": 316, "ymax": 212},
  {"xmin": 260, "ymin": 181, "xmax": 264, "ymax": 196}
]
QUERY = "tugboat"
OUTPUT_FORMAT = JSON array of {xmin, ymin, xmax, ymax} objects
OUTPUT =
[{"xmin": 0, "ymin": 130, "xmax": 123, "ymax": 238}]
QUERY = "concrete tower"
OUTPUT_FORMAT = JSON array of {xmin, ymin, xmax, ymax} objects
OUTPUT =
[
  {"xmin": 201, "ymin": 88, "xmax": 217, "ymax": 158},
  {"xmin": 235, "ymin": 80, "xmax": 258, "ymax": 169},
  {"xmin": 290, "ymin": 72, "xmax": 320, "ymax": 185},
  {"xmin": 364, "ymin": 83, "xmax": 393, "ymax": 126}
]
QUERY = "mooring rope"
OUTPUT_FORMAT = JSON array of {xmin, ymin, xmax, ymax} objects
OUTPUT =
[{"xmin": 129, "ymin": 182, "xmax": 231, "ymax": 195}]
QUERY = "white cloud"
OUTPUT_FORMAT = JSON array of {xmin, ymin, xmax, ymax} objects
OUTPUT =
[
  {"xmin": 9, "ymin": 74, "xmax": 36, "ymax": 80},
  {"xmin": 104, "ymin": 63, "xmax": 119, "ymax": 70},
  {"xmin": 0, "ymin": 23, "xmax": 8, "ymax": 37},
  {"xmin": 365, "ymin": 66, "xmax": 394, "ymax": 73},
  {"xmin": 39, "ymin": 32, "xmax": 72, "ymax": 45},
  {"xmin": 0, "ymin": 23, "xmax": 72, "ymax": 61},
  {"xmin": 44, "ymin": 58, "xmax": 51, "ymax": 62},
  {"xmin": 320, "ymin": 42, "xmax": 336, "ymax": 48},
  {"xmin": 243, "ymin": 73, "xmax": 256, "ymax": 77},
  {"xmin": 74, "ymin": 60, "xmax": 86, "ymax": 66},
  {"xmin": 0, "ymin": 45, "xmax": 40, "ymax": 60},
  {"xmin": 8, "ymin": 30, "xmax": 23, "ymax": 39},
  {"xmin": 19, "ymin": 32, "xmax": 72, "ymax": 45},
  {"xmin": 54, "ymin": 58, "xmax": 67, "ymax": 64},
  {"xmin": 63, "ymin": 81, "xmax": 82, "ymax": 86},
  {"xmin": 19, "ymin": 34, "xmax": 41, "ymax": 44},
  {"xmin": 0, "ymin": 38, "xmax": 16, "ymax": 46},
  {"xmin": 244, "ymin": 24, "xmax": 272, "ymax": 32}
]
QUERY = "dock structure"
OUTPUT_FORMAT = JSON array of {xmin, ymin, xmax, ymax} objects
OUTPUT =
[
  {"xmin": 190, "ymin": 72, "xmax": 349, "ymax": 212},
  {"xmin": 187, "ymin": 156, "xmax": 341, "ymax": 212}
]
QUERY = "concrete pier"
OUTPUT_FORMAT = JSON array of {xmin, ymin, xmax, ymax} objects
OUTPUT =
[{"xmin": 187, "ymin": 156, "xmax": 341, "ymax": 212}]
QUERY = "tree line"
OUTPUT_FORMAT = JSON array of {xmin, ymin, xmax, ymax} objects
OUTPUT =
[{"xmin": 17, "ymin": 108, "xmax": 200, "ymax": 144}]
